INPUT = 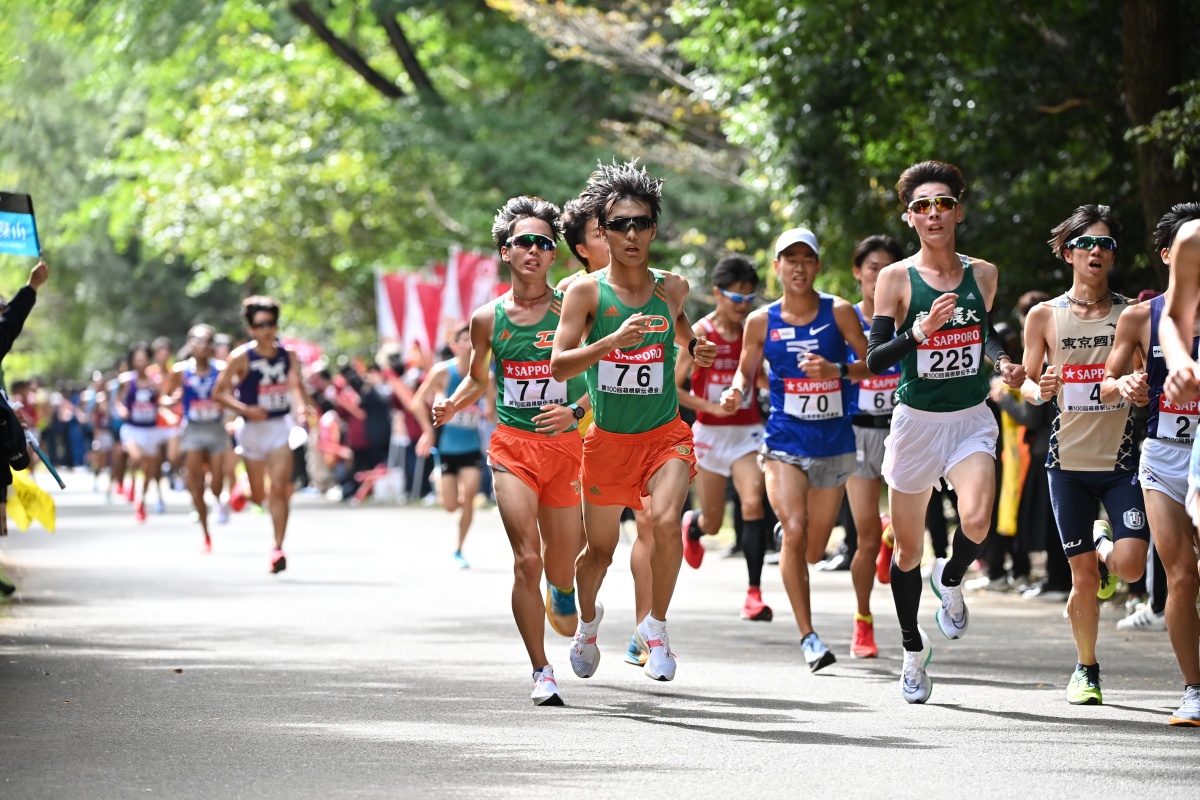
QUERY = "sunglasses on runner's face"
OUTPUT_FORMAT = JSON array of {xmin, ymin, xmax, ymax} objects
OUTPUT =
[
  {"xmin": 505, "ymin": 233, "xmax": 557, "ymax": 252},
  {"xmin": 1065, "ymin": 235, "xmax": 1118, "ymax": 251},
  {"xmin": 602, "ymin": 216, "xmax": 655, "ymax": 234},
  {"xmin": 249, "ymin": 319, "xmax": 278, "ymax": 330},
  {"xmin": 907, "ymin": 195, "xmax": 959, "ymax": 214},
  {"xmin": 718, "ymin": 288, "xmax": 757, "ymax": 304}
]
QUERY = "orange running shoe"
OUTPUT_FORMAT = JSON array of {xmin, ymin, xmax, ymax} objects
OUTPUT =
[{"xmin": 851, "ymin": 614, "xmax": 878, "ymax": 658}]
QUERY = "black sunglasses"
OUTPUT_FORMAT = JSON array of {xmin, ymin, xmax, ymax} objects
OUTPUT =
[
  {"xmin": 907, "ymin": 196, "xmax": 959, "ymax": 214},
  {"xmin": 505, "ymin": 233, "xmax": 557, "ymax": 252},
  {"xmin": 249, "ymin": 319, "xmax": 278, "ymax": 330},
  {"xmin": 1065, "ymin": 235, "xmax": 1117, "ymax": 251},
  {"xmin": 602, "ymin": 216, "xmax": 655, "ymax": 234}
]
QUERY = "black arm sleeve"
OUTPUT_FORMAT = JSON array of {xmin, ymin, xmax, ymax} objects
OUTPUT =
[
  {"xmin": 866, "ymin": 315, "xmax": 920, "ymax": 374},
  {"xmin": 0, "ymin": 286, "xmax": 37, "ymax": 361},
  {"xmin": 983, "ymin": 310, "xmax": 1008, "ymax": 366}
]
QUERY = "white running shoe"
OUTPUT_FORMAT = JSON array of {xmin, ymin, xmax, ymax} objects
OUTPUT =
[
  {"xmin": 569, "ymin": 602, "xmax": 603, "ymax": 678},
  {"xmin": 531, "ymin": 665, "xmax": 564, "ymax": 707},
  {"xmin": 635, "ymin": 616, "xmax": 677, "ymax": 682},
  {"xmin": 215, "ymin": 500, "xmax": 231, "ymax": 525},
  {"xmin": 901, "ymin": 627, "xmax": 933, "ymax": 704},
  {"xmin": 931, "ymin": 558, "xmax": 969, "ymax": 639},
  {"xmin": 1116, "ymin": 604, "xmax": 1166, "ymax": 631},
  {"xmin": 1169, "ymin": 685, "xmax": 1200, "ymax": 726}
]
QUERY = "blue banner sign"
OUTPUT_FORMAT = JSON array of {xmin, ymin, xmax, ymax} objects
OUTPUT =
[{"xmin": 0, "ymin": 193, "xmax": 40, "ymax": 258}]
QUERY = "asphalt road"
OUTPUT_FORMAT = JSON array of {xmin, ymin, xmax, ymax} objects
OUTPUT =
[{"xmin": 1, "ymin": 477, "xmax": 1195, "ymax": 799}]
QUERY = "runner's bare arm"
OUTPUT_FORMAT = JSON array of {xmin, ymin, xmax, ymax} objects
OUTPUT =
[
  {"xmin": 722, "ymin": 310, "xmax": 766, "ymax": 412},
  {"xmin": 288, "ymin": 352, "xmax": 317, "ymax": 423},
  {"xmin": 674, "ymin": 317, "xmax": 727, "ymax": 416},
  {"xmin": 162, "ymin": 364, "xmax": 184, "ymax": 407},
  {"xmin": 412, "ymin": 363, "xmax": 448, "ymax": 456},
  {"xmin": 436, "ymin": 306, "xmax": 493, "ymax": 427},
  {"xmin": 1162, "ymin": 220, "xmax": 1200, "ymax": 403},
  {"xmin": 835, "ymin": 297, "xmax": 872, "ymax": 381},
  {"xmin": 214, "ymin": 348, "xmax": 255, "ymax": 416},
  {"xmin": 665, "ymin": 273, "xmax": 715, "ymax": 368},
  {"xmin": 1020, "ymin": 304, "xmax": 1059, "ymax": 404},
  {"xmin": 1101, "ymin": 303, "xmax": 1149, "ymax": 407},
  {"xmin": 550, "ymin": 277, "xmax": 644, "ymax": 381}
]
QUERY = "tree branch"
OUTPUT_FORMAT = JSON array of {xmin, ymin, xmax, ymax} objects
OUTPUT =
[
  {"xmin": 289, "ymin": 1, "xmax": 404, "ymax": 99},
  {"xmin": 379, "ymin": 14, "xmax": 442, "ymax": 104}
]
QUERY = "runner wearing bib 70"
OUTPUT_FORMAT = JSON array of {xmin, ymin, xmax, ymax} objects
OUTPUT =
[
  {"xmin": 723, "ymin": 227, "xmax": 871, "ymax": 674},
  {"xmin": 433, "ymin": 196, "xmax": 587, "ymax": 707}
]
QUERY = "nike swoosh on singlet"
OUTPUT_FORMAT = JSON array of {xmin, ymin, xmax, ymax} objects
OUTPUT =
[{"xmin": 809, "ymin": 324, "xmax": 831, "ymax": 335}]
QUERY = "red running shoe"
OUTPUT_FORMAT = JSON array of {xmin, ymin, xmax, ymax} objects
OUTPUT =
[
  {"xmin": 202, "ymin": 533, "xmax": 212, "ymax": 554},
  {"xmin": 229, "ymin": 479, "xmax": 248, "ymax": 513},
  {"xmin": 134, "ymin": 501, "xmax": 146, "ymax": 523},
  {"xmin": 851, "ymin": 615, "xmax": 878, "ymax": 658},
  {"xmin": 681, "ymin": 510, "xmax": 704, "ymax": 569},
  {"xmin": 269, "ymin": 548, "xmax": 287, "ymax": 574},
  {"xmin": 876, "ymin": 514, "xmax": 893, "ymax": 585},
  {"xmin": 741, "ymin": 586, "xmax": 773, "ymax": 622},
  {"xmin": 125, "ymin": 482, "xmax": 136, "ymax": 503}
]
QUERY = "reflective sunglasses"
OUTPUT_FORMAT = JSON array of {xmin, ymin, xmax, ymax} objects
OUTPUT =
[
  {"xmin": 505, "ymin": 233, "xmax": 557, "ymax": 252},
  {"xmin": 907, "ymin": 195, "xmax": 959, "ymax": 214},
  {"xmin": 249, "ymin": 319, "xmax": 278, "ymax": 330},
  {"xmin": 1065, "ymin": 235, "xmax": 1117, "ymax": 251},
  {"xmin": 602, "ymin": 215, "xmax": 655, "ymax": 234},
  {"xmin": 718, "ymin": 288, "xmax": 757, "ymax": 304},
  {"xmin": 189, "ymin": 336, "xmax": 213, "ymax": 345}
]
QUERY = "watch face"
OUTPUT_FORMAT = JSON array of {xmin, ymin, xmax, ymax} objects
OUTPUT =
[{"xmin": 574, "ymin": 405, "xmax": 586, "ymax": 419}]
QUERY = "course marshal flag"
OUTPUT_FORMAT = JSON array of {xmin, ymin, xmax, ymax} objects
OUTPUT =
[
  {"xmin": 8, "ymin": 469, "xmax": 56, "ymax": 532},
  {"xmin": 0, "ymin": 193, "xmax": 41, "ymax": 258}
]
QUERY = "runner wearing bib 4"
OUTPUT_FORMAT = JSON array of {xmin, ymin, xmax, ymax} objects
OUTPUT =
[
  {"xmin": 1103, "ymin": 203, "xmax": 1200, "ymax": 725},
  {"xmin": 433, "ymin": 198, "xmax": 587, "ymax": 707},
  {"xmin": 676, "ymin": 255, "xmax": 769, "ymax": 624},
  {"xmin": 725, "ymin": 228, "xmax": 870, "ymax": 674},
  {"xmin": 867, "ymin": 161, "xmax": 1025, "ymax": 705},
  {"xmin": 551, "ymin": 164, "xmax": 717, "ymax": 685},
  {"xmin": 1022, "ymin": 205, "xmax": 1147, "ymax": 707}
]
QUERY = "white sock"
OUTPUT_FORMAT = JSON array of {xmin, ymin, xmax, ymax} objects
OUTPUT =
[{"xmin": 1096, "ymin": 537, "xmax": 1114, "ymax": 561}]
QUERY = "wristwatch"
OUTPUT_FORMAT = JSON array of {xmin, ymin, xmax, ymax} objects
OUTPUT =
[
  {"xmin": 569, "ymin": 403, "xmax": 586, "ymax": 420},
  {"xmin": 994, "ymin": 356, "xmax": 1011, "ymax": 374}
]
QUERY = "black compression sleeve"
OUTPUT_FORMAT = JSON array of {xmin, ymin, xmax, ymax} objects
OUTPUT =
[
  {"xmin": 984, "ymin": 311, "xmax": 1009, "ymax": 365},
  {"xmin": 866, "ymin": 315, "xmax": 920, "ymax": 374}
]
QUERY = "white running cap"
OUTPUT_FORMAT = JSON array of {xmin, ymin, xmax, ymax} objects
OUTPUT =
[{"xmin": 774, "ymin": 227, "xmax": 820, "ymax": 258}]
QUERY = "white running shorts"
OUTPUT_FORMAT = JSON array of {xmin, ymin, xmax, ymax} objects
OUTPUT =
[
  {"xmin": 693, "ymin": 422, "xmax": 763, "ymax": 478},
  {"xmin": 882, "ymin": 401, "xmax": 997, "ymax": 495}
]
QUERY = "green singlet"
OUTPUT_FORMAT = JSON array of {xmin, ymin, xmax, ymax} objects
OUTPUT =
[
  {"xmin": 585, "ymin": 269, "xmax": 679, "ymax": 434},
  {"xmin": 896, "ymin": 255, "xmax": 991, "ymax": 413},
  {"xmin": 492, "ymin": 289, "xmax": 586, "ymax": 433}
]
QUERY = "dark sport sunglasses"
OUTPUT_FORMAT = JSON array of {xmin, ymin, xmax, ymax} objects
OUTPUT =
[
  {"xmin": 1065, "ymin": 235, "xmax": 1117, "ymax": 251},
  {"xmin": 718, "ymin": 288, "xmax": 757, "ymax": 304},
  {"xmin": 602, "ymin": 215, "xmax": 655, "ymax": 234},
  {"xmin": 505, "ymin": 233, "xmax": 557, "ymax": 252},
  {"xmin": 907, "ymin": 196, "xmax": 959, "ymax": 214}
]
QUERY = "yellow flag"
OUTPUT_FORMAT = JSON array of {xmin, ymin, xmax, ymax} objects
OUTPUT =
[{"xmin": 8, "ymin": 469, "xmax": 56, "ymax": 533}]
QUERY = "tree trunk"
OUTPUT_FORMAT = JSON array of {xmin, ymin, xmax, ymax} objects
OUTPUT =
[{"xmin": 1122, "ymin": 0, "xmax": 1186, "ymax": 285}]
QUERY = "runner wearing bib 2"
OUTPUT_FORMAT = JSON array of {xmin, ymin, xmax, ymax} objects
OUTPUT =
[
  {"xmin": 1103, "ymin": 203, "xmax": 1200, "ymax": 725},
  {"xmin": 866, "ymin": 161, "xmax": 1025, "ymax": 705},
  {"xmin": 551, "ymin": 161, "xmax": 717, "ymax": 685},
  {"xmin": 724, "ymin": 228, "xmax": 870, "ymax": 674},
  {"xmin": 1022, "ymin": 205, "xmax": 1147, "ymax": 707},
  {"xmin": 845, "ymin": 235, "xmax": 905, "ymax": 659},
  {"xmin": 676, "ymin": 255, "xmax": 769, "ymax": 623},
  {"xmin": 433, "ymin": 196, "xmax": 587, "ymax": 707}
]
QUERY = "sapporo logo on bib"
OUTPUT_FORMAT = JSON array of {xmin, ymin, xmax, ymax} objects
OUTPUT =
[
  {"xmin": 916, "ymin": 326, "xmax": 981, "ymax": 379},
  {"xmin": 1061, "ymin": 364, "xmax": 1120, "ymax": 412},
  {"xmin": 783, "ymin": 377, "xmax": 843, "ymax": 420},
  {"xmin": 1160, "ymin": 395, "xmax": 1199, "ymax": 441},
  {"xmin": 858, "ymin": 374, "xmax": 900, "ymax": 414},
  {"xmin": 503, "ymin": 359, "xmax": 567, "ymax": 408},
  {"xmin": 599, "ymin": 343, "xmax": 664, "ymax": 395}
]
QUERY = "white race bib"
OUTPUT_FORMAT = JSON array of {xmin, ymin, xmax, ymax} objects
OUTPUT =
[
  {"xmin": 1159, "ymin": 395, "xmax": 1199, "ymax": 442},
  {"xmin": 857, "ymin": 374, "xmax": 899, "ymax": 414},
  {"xmin": 598, "ymin": 344, "xmax": 664, "ymax": 395},
  {"xmin": 1060, "ymin": 363, "xmax": 1117, "ymax": 412},
  {"xmin": 258, "ymin": 384, "xmax": 291, "ymax": 412},
  {"xmin": 502, "ymin": 360, "xmax": 568, "ymax": 409},
  {"xmin": 704, "ymin": 371, "xmax": 751, "ymax": 409},
  {"xmin": 916, "ymin": 326, "xmax": 981, "ymax": 379},
  {"xmin": 131, "ymin": 388, "xmax": 158, "ymax": 425},
  {"xmin": 783, "ymin": 377, "xmax": 843, "ymax": 421},
  {"xmin": 188, "ymin": 398, "xmax": 222, "ymax": 423}
]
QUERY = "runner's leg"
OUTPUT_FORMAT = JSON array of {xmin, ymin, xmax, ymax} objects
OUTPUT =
[{"xmin": 494, "ymin": 471, "xmax": 551, "ymax": 670}]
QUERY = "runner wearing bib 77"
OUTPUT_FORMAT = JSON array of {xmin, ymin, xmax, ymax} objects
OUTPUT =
[
  {"xmin": 433, "ymin": 196, "xmax": 587, "ymax": 707},
  {"xmin": 866, "ymin": 161, "xmax": 1025, "ymax": 705},
  {"xmin": 1104, "ymin": 203, "xmax": 1200, "ymax": 725},
  {"xmin": 1022, "ymin": 205, "xmax": 1145, "ymax": 707},
  {"xmin": 723, "ymin": 228, "xmax": 870, "ymax": 673},
  {"xmin": 551, "ymin": 161, "xmax": 717, "ymax": 684}
]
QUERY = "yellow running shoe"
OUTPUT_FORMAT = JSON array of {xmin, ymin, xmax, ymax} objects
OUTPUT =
[
  {"xmin": 1093, "ymin": 520, "xmax": 1118, "ymax": 600},
  {"xmin": 1067, "ymin": 664, "xmax": 1103, "ymax": 705}
]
